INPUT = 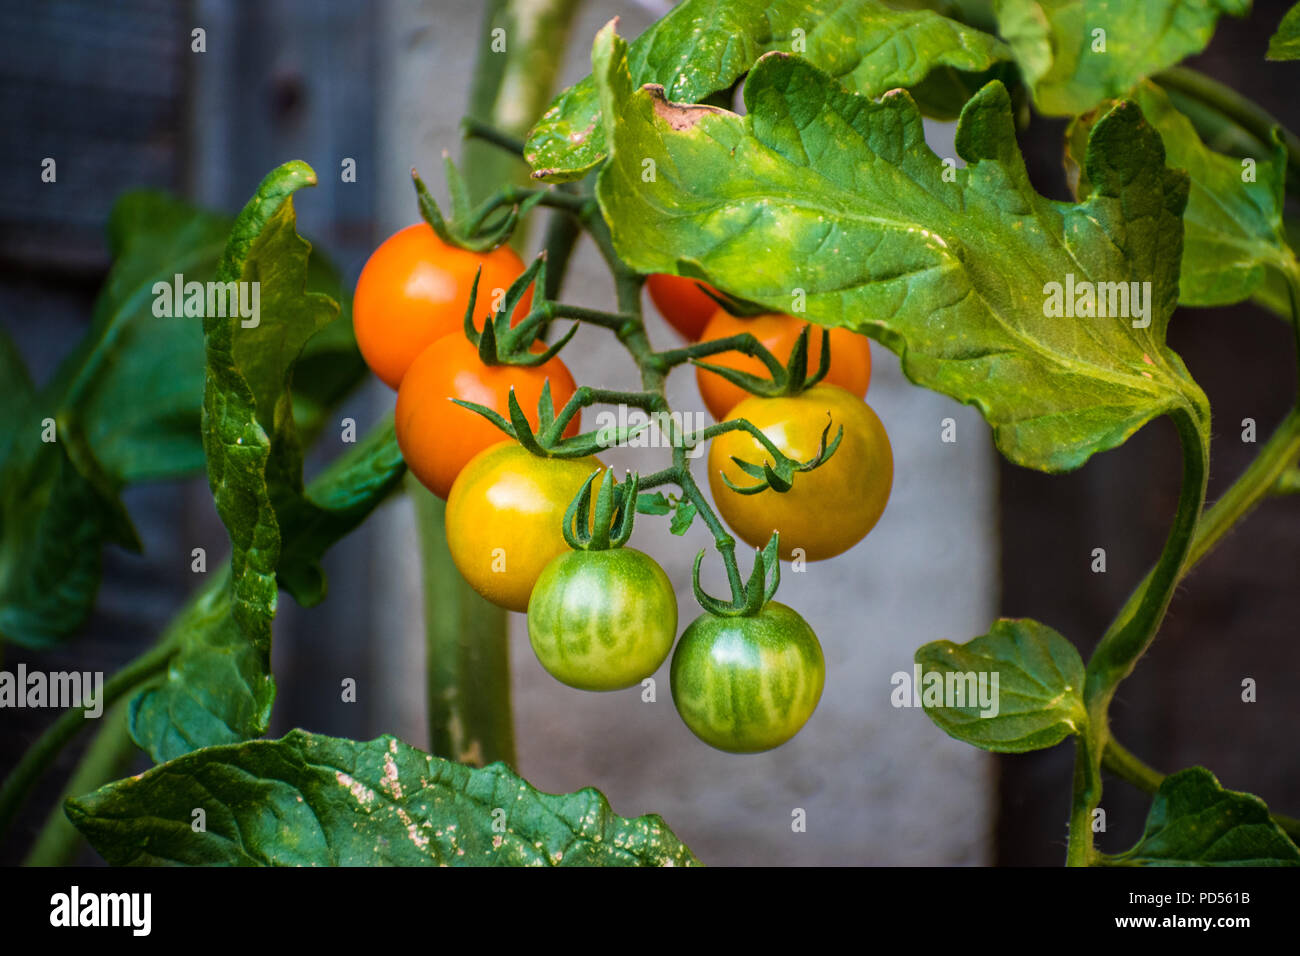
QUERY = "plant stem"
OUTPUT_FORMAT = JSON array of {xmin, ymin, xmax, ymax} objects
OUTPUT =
[
  {"xmin": 1091, "ymin": 350, "xmax": 1300, "ymax": 849},
  {"xmin": 1102, "ymin": 738, "xmax": 1300, "ymax": 842},
  {"xmin": 461, "ymin": 117, "xmax": 526, "ymax": 156},
  {"xmin": 540, "ymin": 209, "xmax": 582, "ymax": 303},
  {"xmin": 1154, "ymin": 66, "xmax": 1300, "ymax": 190},
  {"xmin": 1084, "ymin": 409, "xmax": 1208, "ymax": 707},
  {"xmin": 1186, "ymin": 409, "xmax": 1300, "ymax": 570},
  {"xmin": 0, "ymin": 633, "xmax": 177, "ymax": 844},
  {"xmin": 414, "ymin": 475, "xmax": 515, "ymax": 766},
  {"xmin": 1101, "ymin": 737, "xmax": 1165, "ymax": 793},
  {"xmin": 23, "ymin": 699, "xmax": 138, "ymax": 866},
  {"xmin": 415, "ymin": 0, "xmax": 582, "ymax": 768},
  {"xmin": 1066, "ymin": 407, "xmax": 1209, "ymax": 866}
]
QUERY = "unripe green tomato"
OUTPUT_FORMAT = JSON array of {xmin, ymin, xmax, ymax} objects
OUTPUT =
[
  {"xmin": 527, "ymin": 548, "xmax": 678, "ymax": 691},
  {"xmin": 670, "ymin": 602, "xmax": 825, "ymax": 753}
]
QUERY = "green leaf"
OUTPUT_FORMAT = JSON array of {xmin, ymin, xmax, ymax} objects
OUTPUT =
[
  {"xmin": 593, "ymin": 26, "xmax": 1209, "ymax": 472},
  {"xmin": 1067, "ymin": 81, "xmax": 1298, "ymax": 310},
  {"xmin": 525, "ymin": 0, "xmax": 1011, "ymax": 182},
  {"xmin": 130, "ymin": 163, "xmax": 403, "ymax": 762},
  {"xmin": 915, "ymin": 618, "xmax": 1087, "ymax": 752},
  {"xmin": 76, "ymin": 192, "xmax": 232, "ymax": 482},
  {"xmin": 0, "ymin": 194, "xmax": 231, "ymax": 648},
  {"xmin": 1267, "ymin": 3, "xmax": 1300, "ymax": 60},
  {"xmin": 1252, "ymin": 217, "xmax": 1300, "ymax": 320},
  {"xmin": 669, "ymin": 499, "xmax": 697, "ymax": 535},
  {"xmin": 67, "ymin": 730, "xmax": 701, "ymax": 866},
  {"xmin": 128, "ymin": 566, "xmax": 265, "ymax": 764},
  {"xmin": 0, "ymin": 448, "xmax": 115, "ymax": 647},
  {"xmin": 993, "ymin": 0, "xmax": 1249, "ymax": 116},
  {"xmin": 636, "ymin": 491, "xmax": 674, "ymax": 515},
  {"xmin": 0, "ymin": 326, "xmax": 33, "ymax": 463},
  {"xmin": 274, "ymin": 417, "xmax": 406, "ymax": 606},
  {"xmin": 1104, "ymin": 767, "xmax": 1300, "ymax": 866},
  {"xmin": 131, "ymin": 416, "xmax": 405, "ymax": 763}
]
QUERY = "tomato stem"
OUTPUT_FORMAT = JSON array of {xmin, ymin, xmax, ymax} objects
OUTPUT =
[
  {"xmin": 1067, "ymin": 407, "xmax": 1209, "ymax": 865},
  {"xmin": 460, "ymin": 116, "xmax": 526, "ymax": 157},
  {"xmin": 0, "ymin": 621, "xmax": 182, "ymax": 847},
  {"xmin": 1154, "ymin": 66, "xmax": 1300, "ymax": 196}
]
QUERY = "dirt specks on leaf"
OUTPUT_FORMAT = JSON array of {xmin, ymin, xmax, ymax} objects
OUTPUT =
[{"xmin": 335, "ymin": 771, "xmax": 377, "ymax": 807}]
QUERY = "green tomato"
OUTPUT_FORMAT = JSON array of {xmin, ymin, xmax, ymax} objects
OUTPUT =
[
  {"xmin": 527, "ymin": 548, "xmax": 678, "ymax": 691},
  {"xmin": 670, "ymin": 603, "xmax": 825, "ymax": 753}
]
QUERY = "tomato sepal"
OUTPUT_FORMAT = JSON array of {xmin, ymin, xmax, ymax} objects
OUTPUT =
[
  {"xmin": 412, "ymin": 155, "xmax": 542, "ymax": 253},
  {"xmin": 691, "ymin": 532, "xmax": 780, "ymax": 618},
  {"xmin": 718, "ymin": 413, "xmax": 844, "ymax": 496},
  {"xmin": 562, "ymin": 467, "xmax": 638, "ymax": 550},
  {"xmin": 690, "ymin": 324, "xmax": 832, "ymax": 402},
  {"xmin": 454, "ymin": 384, "xmax": 662, "ymax": 461}
]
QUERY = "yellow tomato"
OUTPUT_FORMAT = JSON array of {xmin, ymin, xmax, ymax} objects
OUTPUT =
[
  {"xmin": 708, "ymin": 386, "xmax": 892, "ymax": 561},
  {"xmin": 445, "ymin": 442, "xmax": 603, "ymax": 612}
]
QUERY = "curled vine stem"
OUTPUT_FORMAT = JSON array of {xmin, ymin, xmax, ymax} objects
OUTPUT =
[{"xmin": 693, "ymin": 533, "xmax": 781, "ymax": 617}]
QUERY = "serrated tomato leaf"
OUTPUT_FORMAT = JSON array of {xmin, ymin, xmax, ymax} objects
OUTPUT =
[
  {"xmin": 1067, "ymin": 81, "xmax": 1299, "ymax": 310},
  {"xmin": 592, "ymin": 25, "xmax": 1209, "ymax": 472},
  {"xmin": 1104, "ymin": 768, "xmax": 1300, "ymax": 866},
  {"xmin": 130, "ymin": 163, "xmax": 404, "ymax": 762},
  {"xmin": 67, "ymin": 730, "xmax": 701, "ymax": 867},
  {"xmin": 915, "ymin": 618, "xmax": 1087, "ymax": 753},
  {"xmin": 526, "ymin": 0, "xmax": 1011, "ymax": 182},
  {"xmin": 669, "ymin": 499, "xmax": 697, "ymax": 535},
  {"xmin": 994, "ymin": 0, "xmax": 1249, "ymax": 116},
  {"xmin": 131, "ymin": 417, "xmax": 404, "ymax": 763}
]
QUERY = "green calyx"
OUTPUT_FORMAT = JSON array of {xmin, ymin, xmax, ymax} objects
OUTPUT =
[
  {"xmin": 563, "ymin": 467, "xmax": 639, "ymax": 551},
  {"xmin": 459, "ymin": 255, "xmax": 578, "ymax": 368},
  {"xmin": 412, "ymin": 154, "xmax": 543, "ymax": 253},
  {"xmin": 691, "ymin": 324, "xmax": 833, "ymax": 401},
  {"xmin": 454, "ymin": 384, "xmax": 662, "ymax": 460},
  {"xmin": 693, "ymin": 532, "xmax": 780, "ymax": 617},
  {"xmin": 720, "ymin": 414, "xmax": 844, "ymax": 496}
]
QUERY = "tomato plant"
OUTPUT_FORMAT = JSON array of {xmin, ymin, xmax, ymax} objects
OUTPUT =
[{"xmin": 5, "ymin": 0, "xmax": 1300, "ymax": 880}]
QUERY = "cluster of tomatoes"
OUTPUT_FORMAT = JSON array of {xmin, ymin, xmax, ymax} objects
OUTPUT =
[{"xmin": 352, "ymin": 225, "xmax": 893, "ymax": 753}]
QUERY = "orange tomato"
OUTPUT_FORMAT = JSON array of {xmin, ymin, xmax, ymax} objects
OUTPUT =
[
  {"xmin": 353, "ymin": 223, "xmax": 533, "ymax": 389},
  {"xmin": 694, "ymin": 311, "xmax": 872, "ymax": 421},
  {"xmin": 395, "ymin": 333, "xmax": 579, "ymax": 499},
  {"xmin": 646, "ymin": 274, "xmax": 721, "ymax": 340}
]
